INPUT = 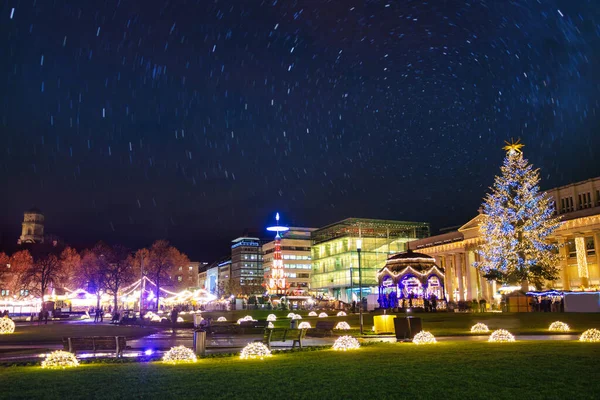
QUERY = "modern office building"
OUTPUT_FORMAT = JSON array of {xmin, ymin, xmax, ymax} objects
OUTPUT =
[
  {"xmin": 310, "ymin": 218, "xmax": 430, "ymax": 302},
  {"xmin": 409, "ymin": 176, "xmax": 600, "ymax": 302},
  {"xmin": 263, "ymin": 227, "xmax": 316, "ymax": 295},
  {"xmin": 231, "ymin": 237, "xmax": 263, "ymax": 291}
]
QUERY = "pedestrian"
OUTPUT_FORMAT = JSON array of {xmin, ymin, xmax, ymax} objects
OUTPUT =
[{"xmin": 44, "ymin": 310, "xmax": 49, "ymax": 324}]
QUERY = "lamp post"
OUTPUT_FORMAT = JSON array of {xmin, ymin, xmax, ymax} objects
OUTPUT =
[{"xmin": 356, "ymin": 238, "xmax": 363, "ymax": 335}]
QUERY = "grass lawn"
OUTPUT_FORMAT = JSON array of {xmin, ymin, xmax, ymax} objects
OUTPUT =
[
  {"xmin": 1, "ymin": 341, "xmax": 599, "ymax": 399},
  {"xmin": 199, "ymin": 310, "xmax": 600, "ymax": 336},
  {"xmin": 0, "ymin": 323, "xmax": 159, "ymax": 345}
]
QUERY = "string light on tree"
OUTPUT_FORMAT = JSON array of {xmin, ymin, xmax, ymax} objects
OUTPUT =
[{"xmin": 475, "ymin": 140, "xmax": 561, "ymax": 291}]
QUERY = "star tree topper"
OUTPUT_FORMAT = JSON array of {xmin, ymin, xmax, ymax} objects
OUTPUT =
[{"xmin": 502, "ymin": 138, "xmax": 525, "ymax": 154}]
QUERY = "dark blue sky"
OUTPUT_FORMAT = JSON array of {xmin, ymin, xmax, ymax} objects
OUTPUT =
[{"xmin": 1, "ymin": 0, "xmax": 599, "ymax": 260}]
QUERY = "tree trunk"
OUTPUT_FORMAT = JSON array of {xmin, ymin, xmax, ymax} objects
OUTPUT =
[
  {"xmin": 96, "ymin": 294, "xmax": 101, "ymax": 310},
  {"xmin": 156, "ymin": 278, "xmax": 160, "ymax": 311},
  {"xmin": 521, "ymin": 278, "xmax": 529, "ymax": 292},
  {"xmin": 114, "ymin": 294, "xmax": 118, "ymax": 318}
]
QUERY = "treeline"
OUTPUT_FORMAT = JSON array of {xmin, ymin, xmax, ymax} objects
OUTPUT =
[{"xmin": 0, "ymin": 240, "xmax": 188, "ymax": 312}]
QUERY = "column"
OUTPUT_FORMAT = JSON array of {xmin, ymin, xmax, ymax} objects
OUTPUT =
[
  {"xmin": 444, "ymin": 255, "xmax": 454, "ymax": 302},
  {"xmin": 575, "ymin": 236, "xmax": 589, "ymax": 288},
  {"xmin": 558, "ymin": 238, "xmax": 571, "ymax": 290},
  {"xmin": 455, "ymin": 253, "xmax": 464, "ymax": 301},
  {"xmin": 593, "ymin": 233, "xmax": 600, "ymax": 284}
]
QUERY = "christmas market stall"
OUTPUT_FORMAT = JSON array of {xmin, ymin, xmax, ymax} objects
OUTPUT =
[{"xmin": 377, "ymin": 250, "xmax": 446, "ymax": 311}]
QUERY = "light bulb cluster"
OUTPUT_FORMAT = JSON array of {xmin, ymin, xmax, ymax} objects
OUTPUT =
[
  {"xmin": 268, "ymin": 322, "xmax": 274, "ymax": 329},
  {"xmin": 237, "ymin": 315, "xmax": 256, "ymax": 325},
  {"xmin": 298, "ymin": 322, "xmax": 312, "ymax": 329},
  {"xmin": 0, "ymin": 317, "xmax": 15, "ymax": 334},
  {"xmin": 162, "ymin": 346, "xmax": 197, "ymax": 364},
  {"xmin": 413, "ymin": 331, "xmax": 437, "ymax": 345},
  {"xmin": 217, "ymin": 316, "xmax": 227, "ymax": 322},
  {"xmin": 579, "ymin": 328, "xmax": 600, "ymax": 342},
  {"xmin": 548, "ymin": 321, "xmax": 570, "ymax": 332},
  {"xmin": 267, "ymin": 314, "xmax": 277, "ymax": 321},
  {"xmin": 332, "ymin": 336, "xmax": 360, "ymax": 351},
  {"xmin": 41, "ymin": 351, "xmax": 79, "ymax": 369},
  {"xmin": 318, "ymin": 312, "xmax": 328, "ymax": 318},
  {"xmin": 488, "ymin": 329, "xmax": 515, "ymax": 343},
  {"xmin": 308, "ymin": 311, "xmax": 318, "ymax": 317},
  {"xmin": 291, "ymin": 314, "xmax": 302, "ymax": 320},
  {"xmin": 337, "ymin": 311, "xmax": 347, "ymax": 317},
  {"xmin": 334, "ymin": 322, "xmax": 351, "ymax": 330},
  {"xmin": 176, "ymin": 317, "xmax": 184, "ymax": 323},
  {"xmin": 240, "ymin": 343, "xmax": 272, "ymax": 360},
  {"xmin": 287, "ymin": 312, "xmax": 296, "ymax": 318},
  {"xmin": 470, "ymin": 323, "xmax": 490, "ymax": 333}
]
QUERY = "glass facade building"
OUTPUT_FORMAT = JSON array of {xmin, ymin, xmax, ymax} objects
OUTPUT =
[
  {"xmin": 231, "ymin": 237, "xmax": 263, "ymax": 289},
  {"xmin": 310, "ymin": 218, "xmax": 430, "ymax": 302}
]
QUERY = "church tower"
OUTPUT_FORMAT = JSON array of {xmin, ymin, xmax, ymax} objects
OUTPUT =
[{"xmin": 18, "ymin": 207, "xmax": 45, "ymax": 244}]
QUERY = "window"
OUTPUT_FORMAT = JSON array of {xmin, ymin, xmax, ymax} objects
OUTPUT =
[
  {"xmin": 20, "ymin": 289, "xmax": 29, "ymax": 297},
  {"xmin": 567, "ymin": 239, "xmax": 576, "ymax": 258},
  {"xmin": 586, "ymin": 237, "xmax": 595, "ymax": 255},
  {"xmin": 0, "ymin": 289, "xmax": 9, "ymax": 297},
  {"xmin": 189, "ymin": 266, "xmax": 193, "ymax": 271},
  {"xmin": 178, "ymin": 266, "xmax": 183, "ymax": 271},
  {"xmin": 177, "ymin": 276, "xmax": 182, "ymax": 282}
]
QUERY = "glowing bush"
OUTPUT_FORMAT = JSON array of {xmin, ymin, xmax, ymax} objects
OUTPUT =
[
  {"xmin": 332, "ymin": 335, "xmax": 360, "ymax": 351},
  {"xmin": 292, "ymin": 314, "xmax": 302, "ymax": 320},
  {"xmin": 240, "ymin": 342, "xmax": 272, "ymax": 360},
  {"xmin": 335, "ymin": 321, "xmax": 351, "ymax": 330},
  {"xmin": 41, "ymin": 351, "xmax": 79, "ymax": 369},
  {"xmin": 298, "ymin": 322, "xmax": 312, "ymax": 329},
  {"xmin": 287, "ymin": 312, "xmax": 296, "ymax": 318},
  {"xmin": 470, "ymin": 323, "xmax": 490, "ymax": 333},
  {"xmin": 267, "ymin": 314, "xmax": 277, "ymax": 321},
  {"xmin": 0, "ymin": 317, "xmax": 15, "ymax": 334},
  {"xmin": 176, "ymin": 317, "xmax": 184, "ymax": 323},
  {"xmin": 308, "ymin": 311, "xmax": 318, "ymax": 317},
  {"xmin": 488, "ymin": 329, "xmax": 515, "ymax": 342},
  {"xmin": 318, "ymin": 312, "xmax": 328, "ymax": 318},
  {"xmin": 162, "ymin": 346, "xmax": 197, "ymax": 363},
  {"xmin": 217, "ymin": 316, "xmax": 227, "ymax": 322},
  {"xmin": 579, "ymin": 328, "xmax": 600, "ymax": 342},
  {"xmin": 413, "ymin": 331, "xmax": 436, "ymax": 345},
  {"xmin": 337, "ymin": 311, "xmax": 347, "ymax": 317},
  {"xmin": 548, "ymin": 321, "xmax": 570, "ymax": 332}
]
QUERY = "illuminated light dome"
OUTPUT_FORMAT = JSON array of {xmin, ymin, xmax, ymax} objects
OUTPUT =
[
  {"xmin": 308, "ymin": 311, "xmax": 318, "ymax": 317},
  {"xmin": 337, "ymin": 311, "xmax": 347, "ymax": 317},
  {"xmin": 287, "ymin": 312, "xmax": 296, "ymax": 318},
  {"xmin": 318, "ymin": 312, "xmax": 328, "ymax": 318},
  {"xmin": 80, "ymin": 313, "xmax": 90, "ymax": 320},
  {"xmin": 240, "ymin": 343, "xmax": 272, "ymax": 360},
  {"xmin": 179, "ymin": 311, "xmax": 187, "ymax": 315},
  {"xmin": 267, "ymin": 314, "xmax": 277, "ymax": 322},
  {"xmin": 488, "ymin": 329, "xmax": 515, "ymax": 343},
  {"xmin": 162, "ymin": 346, "xmax": 197, "ymax": 364},
  {"xmin": 176, "ymin": 317, "xmax": 184, "ymax": 323},
  {"xmin": 298, "ymin": 322, "xmax": 312, "ymax": 329},
  {"xmin": 268, "ymin": 322, "xmax": 274, "ymax": 329},
  {"xmin": 157, "ymin": 310, "xmax": 164, "ymax": 315},
  {"xmin": 548, "ymin": 321, "xmax": 570, "ymax": 332},
  {"xmin": 160, "ymin": 317, "xmax": 168, "ymax": 322},
  {"xmin": 335, "ymin": 322, "xmax": 351, "ymax": 330},
  {"xmin": 217, "ymin": 317, "xmax": 227, "ymax": 322},
  {"xmin": 413, "ymin": 331, "xmax": 437, "ymax": 345},
  {"xmin": 470, "ymin": 323, "xmax": 490, "ymax": 333},
  {"xmin": 0, "ymin": 317, "xmax": 15, "ymax": 334},
  {"xmin": 144, "ymin": 311, "xmax": 155, "ymax": 319},
  {"xmin": 237, "ymin": 316, "xmax": 256, "ymax": 325},
  {"xmin": 151, "ymin": 315, "xmax": 161, "ymax": 322},
  {"xmin": 41, "ymin": 351, "xmax": 79, "ymax": 369},
  {"xmin": 332, "ymin": 335, "xmax": 360, "ymax": 351},
  {"xmin": 292, "ymin": 314, "xmax": 302, "ymax": 320},
  {"xmin": 103, "ymin": 313, "xmax": 112, "ymax": 318},
  {"xmin": 579, "ymin": 328, "xmax": 600, "ymax": 343}
]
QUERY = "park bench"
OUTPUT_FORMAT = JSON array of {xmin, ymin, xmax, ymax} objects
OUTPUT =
[
  {"xmin": 63, "ymin": 336, "xmax": 127, "ymax": 357},
  {"xmin": 307, "ymin": 321, "xmax": 335, "ymax": 337},
  {"xmin": 258, "ymin": 328, "xmax": 307, "ymax": 349}
]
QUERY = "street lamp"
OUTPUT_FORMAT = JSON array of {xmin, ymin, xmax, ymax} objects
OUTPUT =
[{"xmin": 356, "ymin": 238, "xmax": 363, "ymax": 335}]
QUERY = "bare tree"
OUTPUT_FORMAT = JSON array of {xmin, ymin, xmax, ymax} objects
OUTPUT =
[
  {"xmin": 142, "ymin": 240, "xmax": 189, "ymax": 309},
  {"xmin": 6, "ymin": 250, "xmax": 34, "ymax": 299},
  {"xmin": 0, "ymin": 252, "xmax": 8, "ymax": 287},
  {"xmin": 103, "ymin": 244, "xmax": 134, "ymax": 314},
  {"xmin": 74, "ymin": 248, "xmax": 107, "ymax": 310}
]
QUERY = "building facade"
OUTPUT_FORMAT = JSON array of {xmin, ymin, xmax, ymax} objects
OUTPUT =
[
  {"xmin": 230, "ymin": 237, "xmax": 263, "ymax": 292},
  {"xmin": 409, "ymin": 176, "xmax": 600, "ymax": 302},
  {"xmin": 262, "ymin": 227, "xmax": 316, "ymax": 294},
  {"xmin": 172, "ymin": 261, "xmax": 206, "ymax": 292},
  {"xmin": 310, "ymin": 218, "xmax": 430, "ymax": 302},
  {"xmin": 18, "ymin": 208, "xmax": 45, "ymax": 244}
]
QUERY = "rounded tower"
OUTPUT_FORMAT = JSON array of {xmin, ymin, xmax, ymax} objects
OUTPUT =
[{"xmin": 18, "ymin": 207, "xmax": 45, "ymax": 244}]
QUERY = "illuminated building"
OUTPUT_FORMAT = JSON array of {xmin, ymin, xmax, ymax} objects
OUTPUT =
[
  {"xmin": 231, "ymin": 236, "xmax": 263, "ymax": 290},
  {"xmin": 409, "ymin": 176, "xmax": 600, "ymax": 301},
  {"xmin": 173, "ymin": 261, "xmax": 207, "ymax": 292},
  {"xmin": 263, "ymin": 225, "xmax": 315, "ymax": 295},
  {"xmin": 310, "ymin": 218, "xmax": 430, "ymax": 302},
  {"xmin": 17, "ymin": 207, "xmax": 45, "ymax": 244}
]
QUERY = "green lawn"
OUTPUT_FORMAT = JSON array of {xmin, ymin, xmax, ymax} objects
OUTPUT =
[
  {"xmin": 0, "ymin": 323, "xmax": 159, "ymax": 345},
  {"xmin": 199, "ymin": 310, "xmax": 600, "ymax": 336},
  {"xmin": 1, "ymin": 341, "xmax": 599, "ymax": 399}
]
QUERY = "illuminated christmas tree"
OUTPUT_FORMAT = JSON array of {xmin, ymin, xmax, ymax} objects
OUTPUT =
[
  {"xmin": 475, "ymin": 140, "xmax": 561, "ymax": 291},
  {"xmin": 265, "ymin": 213, "xmax": 290, "ymax": 295}
]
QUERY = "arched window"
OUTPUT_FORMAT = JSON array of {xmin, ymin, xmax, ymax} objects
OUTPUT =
[{"xmin": 27, "ymin": 228, "xmax": 33, "ymax": 235}]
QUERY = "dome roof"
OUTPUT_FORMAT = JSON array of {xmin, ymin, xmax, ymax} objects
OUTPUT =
[{"xmin": 387, "ymin": 249, "xmax": 434, "ymax": 261}]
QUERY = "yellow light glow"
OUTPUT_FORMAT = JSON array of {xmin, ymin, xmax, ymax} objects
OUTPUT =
[
  {"xmin": 413, "ymin": 331, "xmax": 436, "ymax": 345},
  {"xmin": 575, "ymin": 237, "xmax": 589, "ymax": 279},
  {"xmin": 470, "ymin": 323, "xmax": 490, "ymax": 333},
  {"xmin": 0, "ymin": 317, "xmax": 15, "ymax": 334},
  {"xmin": 579, "ymin": 329, "xmax": 600, "ymax": 342},
  {"xmin": 332, "ymin": 335, "xmax": 360, "ymax": 351},
  {"xmin": 162, "ymin": 346, "xmax": 197, "ymax": 363},
  {"xmin": 217, "ymin": 316, "xmax": 227, "ymax": 322},
  {"xmin": 548, "ymin": 321, "xmax": 570, "ymax": 332},
  {"xmin": 502, "ymin": 138, "xmax": 524, "ymax": 154},
  {"xmin": 240, "ymin": 343, "xmax": 272, "ymax": 360},
  {"xmin": 488, "ymin": 329, "xmax": 515, "ymax": 343},
  {"xmin": 41, "ymin": 351, "xmax": 79, "ymax": 369}
]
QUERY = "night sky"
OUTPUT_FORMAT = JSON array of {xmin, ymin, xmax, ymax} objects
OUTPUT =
[{"xmin": 1, "ymin": 1, "xmax": 599, "ymax": 261}]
